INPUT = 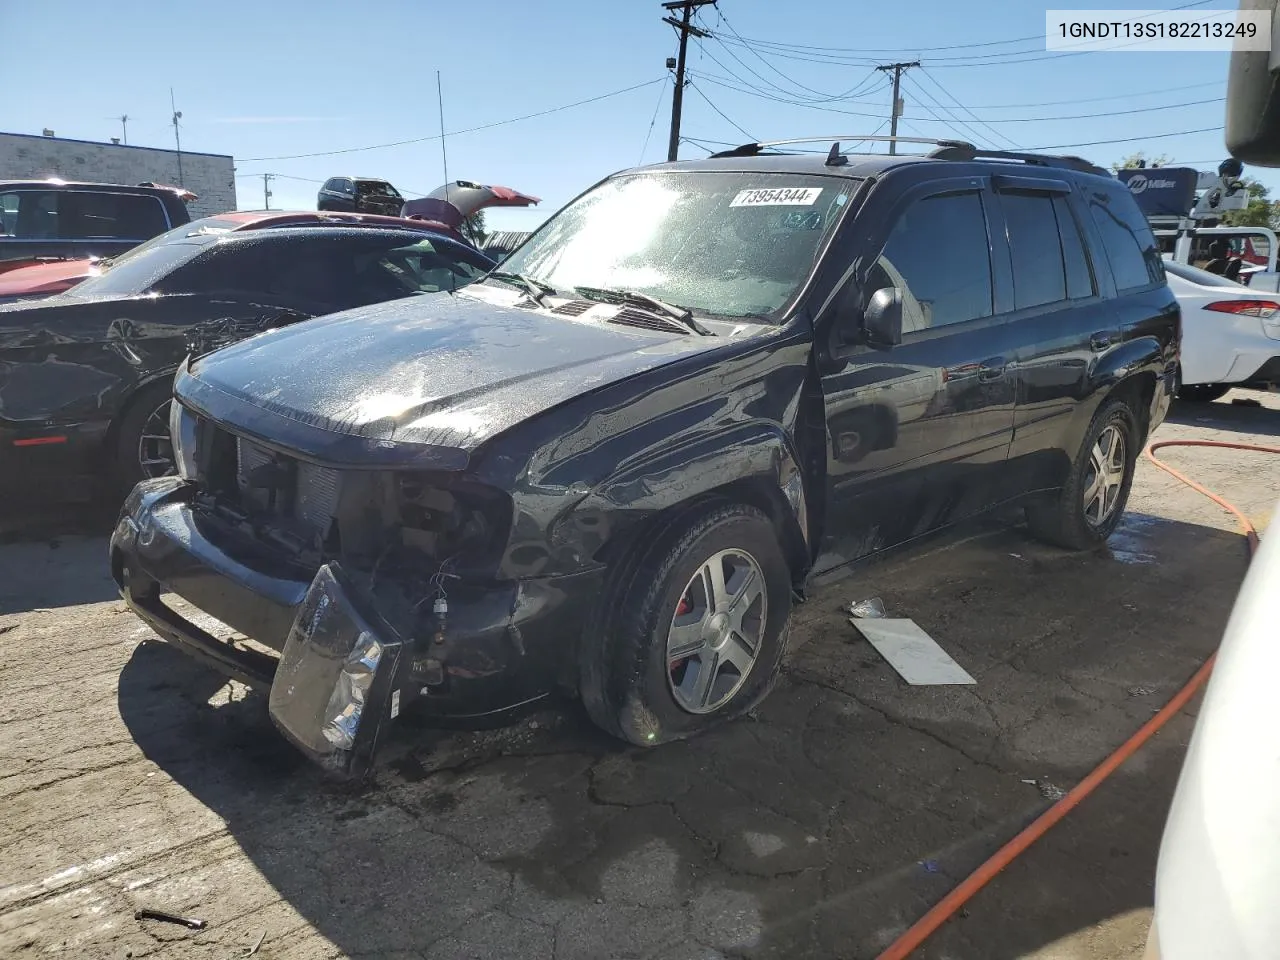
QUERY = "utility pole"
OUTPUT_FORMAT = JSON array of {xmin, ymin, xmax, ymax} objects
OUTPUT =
[
  {"xmin": 262, "ymin": 173, "xmax": 274, "ymax": 210},
  {"xmin": 117, "ymin": 115, "xmax": 129, "ymax": 146},
  {"xmin": 170, "ymin": 88, "xmax": 184, "ymax": 186},
  {"xmin": 662, "ymin": 0, "xmax": 716, "ymax": 162},
  {"xmin": 876, "ymin": 61, "xmax": 919, "ymax": 154}
]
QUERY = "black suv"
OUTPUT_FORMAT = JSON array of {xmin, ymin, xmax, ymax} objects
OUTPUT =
[
  {"xmin": 316, "ymin": 177, "xmax": 404, "ymax": 216},
  {"xmin": 0, "ymin": 180, "xmax": 192, "ymax": 265},
  {"xmin": 112, "ymin": 137, "xmax": 1179, "ymax": 778}
]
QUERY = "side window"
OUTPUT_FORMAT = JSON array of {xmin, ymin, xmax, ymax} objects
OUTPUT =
[
  {"xmin": 1087, "ymin": 187, "xmax": 1164, "ymax": 291},
  {"xmin": 60, "ymin": 193, "xmax": 169, "ymax": 240},
  {"xmin": 0, "ymin": 191, "xmax": 59, "ymax": 239},
  {"xmin": 1054, "ymin": 196, "xmax": 1095, "ymax": 299},
  {"xmin": 1002, "ymin": 192, "xmax": 1066, "ymax": 310},
  {"xmin": 322, "ymin": 179, "xmax": 338, "ymax": 192},
  {"xmin": 340, "ymin": 179, "xmax": 354, "ymax": 194},
  {"xmin": 869, "ymin": 191, "xmax": 993, "ymax": 333}
]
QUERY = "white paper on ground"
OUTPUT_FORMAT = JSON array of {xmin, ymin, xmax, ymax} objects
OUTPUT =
[{"xmin": 850, "ymin": 617, "xmax": 976, "ymax": 685}]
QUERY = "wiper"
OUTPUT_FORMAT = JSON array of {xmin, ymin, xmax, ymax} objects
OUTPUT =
[
  {"xmin": 488, "ymin": 270, "xmax": 555, "ymax": 306},
  {"xmin": 575, "ymin": 286, "xmax": 714, "ymax": 336}
]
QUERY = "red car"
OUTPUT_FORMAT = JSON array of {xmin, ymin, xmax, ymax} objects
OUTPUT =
[{"xmin": 0, "ymin": 210, "xmax": 473, "ymax": 303}]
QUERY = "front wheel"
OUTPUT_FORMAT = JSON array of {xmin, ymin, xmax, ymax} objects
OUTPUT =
[
  {"xmin": 580, "ymin": 503, "xmax": 793, "ymax": 747},
  {"xmin": 1026, "ymin": 397, "xmax": 1139, "ymax": 550}
]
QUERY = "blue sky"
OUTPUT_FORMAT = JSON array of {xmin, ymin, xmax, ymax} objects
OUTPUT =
[{"xmin": 1, "ymin": 0, "xmax": 1263, "ymax": 232}]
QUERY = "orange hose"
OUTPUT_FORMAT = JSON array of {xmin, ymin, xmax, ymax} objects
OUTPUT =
[{"xmin": 875, "ymin": 437, "xmax": 1280, "ymax": 960}]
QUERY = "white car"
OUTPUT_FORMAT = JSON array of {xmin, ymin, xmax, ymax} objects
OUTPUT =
[
  {"xmin": 1162, "ymin": 259, "xmax": 1280, "ymax": 402},
  {"xmin": 1146, "ymin": 499, "xmax": 1280, "ymax": 959}
]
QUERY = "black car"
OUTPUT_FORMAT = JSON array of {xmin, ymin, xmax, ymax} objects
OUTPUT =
[
  {"xmin": 0, "ymin": 180, "xmax": 193, "ymax": 266},
  {"xmin": 0, "ymin": 226, "xmax": 494, "ymax": 498},
  {"xmin": 112, "ymin": 137, "xmax": 1180, "ymax": 779},
  {"xmin": 317, "ymin": 177, "xmax": 404, "ymax": 216}
]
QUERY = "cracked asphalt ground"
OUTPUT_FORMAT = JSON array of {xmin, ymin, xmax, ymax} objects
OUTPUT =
[{"xmin": 1, "ymin": 392, "xmax": 1276, "ymax": 960}]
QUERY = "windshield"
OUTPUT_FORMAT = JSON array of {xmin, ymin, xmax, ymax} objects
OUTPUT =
[
  {"xmin": 495, "ymin": 172, "xmax": 857, "ymax": 321},
  {"xmin": 1164, "ymin": 259, "xmax": 1246, "ymax": 288},
  {"xmin": 68, "ymin": 240, "xmax": 209, "ymax": 298},
  {"xmin": 92, "ymin": 216, "xmax": 243, "ymax": 271}
]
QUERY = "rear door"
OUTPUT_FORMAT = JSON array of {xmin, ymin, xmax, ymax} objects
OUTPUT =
[
  {"xmin": 815, "ymin": 176, "xmax": 1018, "ymax": 569},
  {"xmin": 990, "ymin": 175, "xmax": 1113, "ymax": 494}
]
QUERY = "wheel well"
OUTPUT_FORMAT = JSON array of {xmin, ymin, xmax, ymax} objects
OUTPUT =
[
  {"xmin": 1109, "ymin": 372, "xmax": 1156, "ymax": 442},
  {"xmin": 593, "ymin": 477, "xmax": 811, "ymax": 586}
]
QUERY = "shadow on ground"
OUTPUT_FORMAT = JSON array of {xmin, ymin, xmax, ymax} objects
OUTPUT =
[
  {"xmin": 0, "ymin": 495, "xmax": 119, "ymax": 614},
  {"xmin": 1165, "ymin": 392, "xmax": 1280, "ymax": 440},
  {"xmin": 113, "ymin": 511, "xmax": 1244, "ymax": 960}
]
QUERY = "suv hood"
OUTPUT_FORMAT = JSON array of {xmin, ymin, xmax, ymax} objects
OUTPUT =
[{"xmin": 179, "ymin": 292, "xmax": 728, "ymax": 467}]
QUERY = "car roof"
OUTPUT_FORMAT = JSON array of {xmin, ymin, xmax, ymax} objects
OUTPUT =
[
  {"xmin": 612, "ymin": 139, "xmax": 1114, "ymax": 184},
  {"xmin": 0, "ymin": 179, "xmax": 186, "ymax": 197}
]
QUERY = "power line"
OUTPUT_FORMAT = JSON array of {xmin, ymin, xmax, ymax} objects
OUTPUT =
[
  {"xmin": 688, "ymin": 80, "xmax": 756, "ymax": 141},
  {"xmin": 241, "ymin": 78, "xmax": 666, "ymax": 162},
  {"xmin": 1027, "ymin": 125, "xmax": 1223, "ymax": 151},
  {"xmin": 711, "ymin": 0, "xmax": 1215, "ymax": 69},
  {"xmin": 897, "ymin": 73, "xmax": 997, "ymax": 148},
  {"xmin": 698, "ymin": 30, "xmax": 881, "ymax": 104},
  {"xmin": 639, "ymin": 75, "xmax": 673, "ymax": 164},
  {"xmin": 912, "ymin": 70, "xmax": 1024, "ymax": 149}
]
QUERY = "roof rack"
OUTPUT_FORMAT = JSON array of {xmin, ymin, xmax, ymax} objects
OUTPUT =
[
  {"xmin": 710, "ymin": 135, "xmax": 974, "ymax": 160},
  {"xmin": 925, "ymin": 144, "xmax": 1110, "ymax": 177},
  {"xmin": 708, "ymin": 135, "xmax": 1109, "ymax": 178}
]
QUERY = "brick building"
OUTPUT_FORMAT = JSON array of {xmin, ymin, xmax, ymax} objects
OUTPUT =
[{"xmin": 0, "ymin": 131, "xmax": 236, "ymax": 218}]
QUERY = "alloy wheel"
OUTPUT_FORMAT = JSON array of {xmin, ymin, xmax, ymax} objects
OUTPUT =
[
  {"xmin": 1082, "ymin": 424, "xmax": 1126, "ymax": 526},
  {"xmin": 665, "ymin": 548, "xmax": 767, "ymax": 715},
  {"xmin": 138, "ymin": 399, "xmax": 177, "ymax": 479}
]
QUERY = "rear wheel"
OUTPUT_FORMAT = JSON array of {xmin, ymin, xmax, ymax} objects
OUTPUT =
[
  {"xmin": 1026, "ymin": 396, "xmax": 1139, "ymax": 550},
  {"xmin": 580, "ymin": 502, "xmax": 793, "ymax": 746},
  {"xmin": 112, "ymin": 382, "xmax": 176, "ymax": 499}
]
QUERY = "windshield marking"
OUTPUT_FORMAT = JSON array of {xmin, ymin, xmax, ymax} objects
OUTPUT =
[{"xmin": 729, "ymin": 187, "xmax": 823, "ymax": 207}]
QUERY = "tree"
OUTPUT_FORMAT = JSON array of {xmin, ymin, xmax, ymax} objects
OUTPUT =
[
  {"xmin": 462, "ymin": 210, "xmax": 487, "ymax": 245},
  {"xmin": 1221, "ymin": 178, "xmax": 1276, "ymax": 229},
  {"xmin": 1111, "ymin": 151, "xmax": 1174, "ymax": 172}
]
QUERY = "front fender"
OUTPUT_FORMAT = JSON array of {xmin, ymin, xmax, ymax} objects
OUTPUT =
[{"xmin": 548, "ymin": 421, "xmax": 811, "ymax": 575}]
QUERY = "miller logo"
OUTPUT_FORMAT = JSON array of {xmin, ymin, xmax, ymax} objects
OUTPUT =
[{"xmin": 1127, "ymin": 175, "xmax": 1177, "ymax": 195}]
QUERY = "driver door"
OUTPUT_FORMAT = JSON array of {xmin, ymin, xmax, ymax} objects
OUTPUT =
[{"xmin": 813, "ymin": 177, "xmax": 1018, "ymax": 574}]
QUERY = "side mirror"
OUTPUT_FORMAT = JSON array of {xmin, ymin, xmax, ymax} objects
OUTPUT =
[
  {"xmin": 864, "ymin": 287, "xmax": 903, "ymax": 347},
  {"xmin": 1226, "ymin": 3, "xmax": 1280, "ymax": 166}
]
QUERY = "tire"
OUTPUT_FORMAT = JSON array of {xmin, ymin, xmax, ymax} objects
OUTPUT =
[
  {"xmin": 112, "ymin": 381, "xmax": 177, "ymax": 499},
  {"xmin": 580, "ymin": 502, "xmax": 793, "ymax": 747},
  {"xmin": 1026, "ymin": 396, "xmax": 1140, "ymax": 550},
  {"xmin": 1176, "ymin": 382, "xmax": 1230, "ymax": 403}
]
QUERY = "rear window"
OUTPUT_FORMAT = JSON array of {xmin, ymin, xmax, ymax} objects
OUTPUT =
[
  {"xmin": 1086, "ymin": 184, "xmax": 1165, "ymax": 292},
  {"xmin": 68, "ymin": 240, "xmax": 208, "ymax": 297},
  {"xmin": 357, "ymin": 181, "xmax": 401, "ymax": 199}
]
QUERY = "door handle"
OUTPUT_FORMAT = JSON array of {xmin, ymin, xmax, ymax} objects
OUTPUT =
[
  {"xmin": 1090, "ymin": 331, "xmax": 1113, "ymax": 351},
  {"xmin": 977, "ymin": 357, "xmax": 1006, "ymax": 382}
]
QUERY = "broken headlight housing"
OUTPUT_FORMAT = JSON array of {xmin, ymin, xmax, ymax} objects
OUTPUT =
[
  {"xmin": 168, "ymin": 400, "xmax": 199, "ymax": 480},
  {"xmin": 321, "ymin": 631, "xmax": 383, "ymax": 750}
]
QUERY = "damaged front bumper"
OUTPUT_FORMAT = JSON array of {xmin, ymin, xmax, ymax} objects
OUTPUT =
[{"xmin": 110, "ymin": 478, "xmax": 595, "ymax": 780}]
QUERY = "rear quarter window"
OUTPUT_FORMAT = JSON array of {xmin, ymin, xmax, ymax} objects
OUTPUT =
[{"xmin": 1086, "ymin": 184, "xmax": 1165, "ymax": 292}]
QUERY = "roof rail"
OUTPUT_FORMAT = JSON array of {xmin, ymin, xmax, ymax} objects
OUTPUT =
[
  {"xmin": 926, "ymin": 144, "xmax": 1110, "ymax": 177},
  {"xmin": 709, "ymin": 135, "xmax": 975, "ymax": 160}
]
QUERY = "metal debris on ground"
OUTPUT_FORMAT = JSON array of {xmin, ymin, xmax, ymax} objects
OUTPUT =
[
  {"xmin": 851, "ymin": 617, "xmax": 976, "ymax": 685},
  {"xmin": 247, "ymin": 929, "xmax": 267, "ymax": 955},
  {"xmin": 133, "ymin": 907, "xmax": 206, "ymax": 930},
  {"xmin": 849, "ymin": 596, "xmax": 887, "ymax": 619},
  {"xmin": 1127, "ymin": 685, "xmax": 1156, "ymax": 697},
  {"xmin": 1038, "ymin": 780, "xmax": 1068, "ymax": 801}
]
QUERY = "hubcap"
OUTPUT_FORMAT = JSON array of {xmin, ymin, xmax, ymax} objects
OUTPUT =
[
  {"xmin": 1083, "ymin": 424, "xmax": 1126, "ymax": 526},
  {"xmin": 138, "ymin": 399, "xmax": 177, "ymax": 479},
  {"xmin": 665, "ymin": 548, "xmax": 767, "ymax": 715}
]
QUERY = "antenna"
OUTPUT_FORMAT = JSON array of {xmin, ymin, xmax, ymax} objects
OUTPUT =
[
  {"xmin": 437, "ymin": 71, "xmax": 450, "ymax": 212},
  {"xmin": 170, "ymin": 88, "xmax": 184, "ymax": 187}
]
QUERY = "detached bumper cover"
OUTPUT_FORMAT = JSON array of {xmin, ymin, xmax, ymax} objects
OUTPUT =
[{"xmin": 111, "ymin": 477, "xmax": 596, "ymax": 779}]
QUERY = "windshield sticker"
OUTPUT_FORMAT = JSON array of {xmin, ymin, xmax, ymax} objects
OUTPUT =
[{"xmin": 730, "ymin": 187, "xmax": 823, "ymax": 208}]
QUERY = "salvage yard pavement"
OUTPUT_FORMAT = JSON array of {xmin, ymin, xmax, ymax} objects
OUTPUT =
[{"xmin": 1, "ymin": 392, "xmax": 1276, "ymax": 960}]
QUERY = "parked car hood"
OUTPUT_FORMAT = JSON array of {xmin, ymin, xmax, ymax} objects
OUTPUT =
[{"xmin": 179, "ymin": 291, "xmax": 733, "ymax": 467}]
